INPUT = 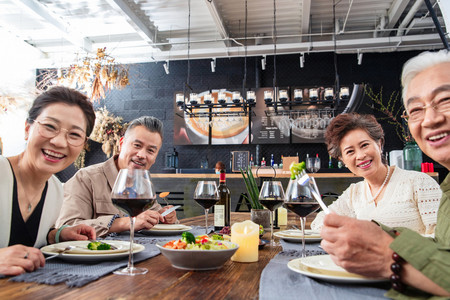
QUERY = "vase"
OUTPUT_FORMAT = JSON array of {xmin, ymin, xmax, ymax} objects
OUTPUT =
[
  {"xmin": 403, "ymin": 140, "xmax": 422, "ymax": 171},
  {"xmin": 250, "ymin": 209, "xmax": 271, "ymax": 230}
]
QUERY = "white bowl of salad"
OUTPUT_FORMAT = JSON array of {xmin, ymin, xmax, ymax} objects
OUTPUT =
[{"xmin": 156, "ymin": 232, "xmax": 239, "ymax": 270}]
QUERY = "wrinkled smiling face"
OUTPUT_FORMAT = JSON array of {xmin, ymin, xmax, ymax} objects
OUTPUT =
[
  {"xmin": 117, "ymin": 125, "xmax": 162, "ymax": 170},
  {"xmin": 339, "ymin": 128, "xmax": 383, "ymax": 179},
  {"xmin": 405, "ymin": 63, "xmax": 450, "ymax": 169}
]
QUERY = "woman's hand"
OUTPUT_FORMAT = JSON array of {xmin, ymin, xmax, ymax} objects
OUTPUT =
[
  {"xmin": 320, "ymin": 213, "xmax": 393, "ymax": 278},
  {"xmin": 159, "ymin": 205, "xmax": 178, "ymax": 224},
  {"xmin": 0, "ymin": 245, "xmax": 45, "ymax": 276},
  {"xmin": 60, "ymin": 224, "xmax": 96, "ymax": 242}
]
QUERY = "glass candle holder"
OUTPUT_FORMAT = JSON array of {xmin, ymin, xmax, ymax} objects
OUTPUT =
[
  {"xmin": 279, "ymin": 90, "xmax": 288, "ymax": 102},
  {"xmin": 176, "ymin": 93, "xmax": 184, "ymax": 106},
  {"xmin": 246, "ymin": 91, "xmax": 256, "ymax": 104},
  {"xmin": 189, "ymin": 93, "xmax": 198, "ymax": 105}
]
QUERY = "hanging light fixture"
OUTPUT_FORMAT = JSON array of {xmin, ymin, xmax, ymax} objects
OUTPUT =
[
  {"xmin": 211, "ymin": 58, "xmax": 216, "ymax": 72},
  {"xmin": 163, "ymin": 60, "xmax": 170, "ymax": 74}
]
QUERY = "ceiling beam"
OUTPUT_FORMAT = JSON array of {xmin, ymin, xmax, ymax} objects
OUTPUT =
[
  {"xmin": 16, "ymin": 0, "xmax": 93, "ymax": 53},
  {"xmin": 204, "ymin": 0, "xmax": 230, "ymax": 47},
  {"xmin": 125, "ymin": 34, "xmax": 445, "ymax": 63},
  {"xmin": 105, "ymin": 0, "xmax": 171, "ymax": 51},
  {"xmin": 300, "ymin": 0, "xmax": 311, "ymax": 42},
  {"xmin": 381, "ymin": 0, "xmax": 409, "ymax": 37}
]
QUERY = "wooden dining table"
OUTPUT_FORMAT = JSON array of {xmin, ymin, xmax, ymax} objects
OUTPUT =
[{"xmin": 0, "ymin": 212, "xmax": 314, "ymax": 300}]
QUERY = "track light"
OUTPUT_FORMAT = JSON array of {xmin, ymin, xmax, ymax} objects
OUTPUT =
[
  {"xmin": 163, "ymin": 60, "xmax": 170, "ymax": 74},
  {"xmin": 299, "ymin": 53, "xmax": 305, "ymax": 68},
  {"xmin": 261, "ymin": 55, "xmax": 266, "ymax": 70},
  {"xmin": 357, "ymin": 50, "xmax": 363, "ymax": 65},
  {"xmin": 211, "ymin": 58, "xmax": 216, "ymax": 72}
]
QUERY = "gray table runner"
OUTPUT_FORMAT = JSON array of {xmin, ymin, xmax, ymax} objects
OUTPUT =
[
  {"xmin": 7, "ymin": 226, "xmax": 207, "ymax": 287},
  {"xmin": 259, "ymin": 240, "xmax": 390, "ymax": 300}
]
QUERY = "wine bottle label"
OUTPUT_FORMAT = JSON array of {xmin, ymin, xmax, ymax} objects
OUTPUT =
[{"xmin": 214, "ymin": 205, "xmax": 225, "ymax": 227}]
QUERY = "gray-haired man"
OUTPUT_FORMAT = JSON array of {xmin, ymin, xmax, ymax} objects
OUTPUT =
[{"xmin": 56, "ymin": 116, "xmax": 178, "ymax": 237}]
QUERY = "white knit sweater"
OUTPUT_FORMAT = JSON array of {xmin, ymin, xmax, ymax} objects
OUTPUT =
[{"xmin": 311, "ymin": 167, "xmax": 441, "ymax": 234}]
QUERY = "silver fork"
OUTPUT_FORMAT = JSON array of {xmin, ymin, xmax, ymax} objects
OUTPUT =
[{"xmin": 45, "ymin": 245, "xmax": 75, "ymax": 260}]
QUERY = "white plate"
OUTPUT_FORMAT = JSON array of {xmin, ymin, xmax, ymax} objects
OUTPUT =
[
  {"xmin": 140, "ymin": 224, "xmax": 193, "ymax": 236},
  {"xmin": 41, "ymin": 240, "xmax": 145, "ymax": 262},
  {"xmin": 287, "ymin": 255, "xmax": 387, "ymax": 283},
  {"xmin": 274, "ymin": 230, "xmax": 322, "ymax": 243}
]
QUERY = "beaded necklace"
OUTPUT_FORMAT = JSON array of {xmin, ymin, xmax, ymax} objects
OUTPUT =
[{"xmin": 370, "ymin": 165, "xmax": 391, "ymax": 203}]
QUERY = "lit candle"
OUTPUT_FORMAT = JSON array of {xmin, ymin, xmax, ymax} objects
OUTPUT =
[
  {"xmin": 246, "ymin": 91, "xmax": 256, "ymax": 102},
  {"xmin": 189, "ymin": 93, "xmax": 198, "ymax": 104},
  {"xmin": 324, "ymin": 88, "xmax": 333, "ymax": 98},
  {"xmin": 294, "ymin": 89, "xmax": 303, "ymax": 99},
  {"xmin": 176, "ymin": 93, "xmax": 184, "ymax": 105},
  {"xmin": 231, "ymin": 220, "xmax": 259, "ymax": 263},
  {"xmin": 203, "ymin": 93, "xmax": 212, "ymax": 104},
  {"xmin": 218, "ymin": 92, "xmax": 226, "ymax": 101},
  {"xmin": 264, "ymin": 90, "xmax": 273, "ymax": 101},
  {"xmin": 232, "ymin": 91, "xmax": 241, "ymax": 103},
  {"xmin": 309, "ymin": 89, "xmax": 318, "ymax": 98},
  {"xmin": 340, "ymin": 87, "xmax": 350, "ymax": 98},
  {"xmin": 279, "ymin": 90, "xmax": 288, "ymax": 101}
]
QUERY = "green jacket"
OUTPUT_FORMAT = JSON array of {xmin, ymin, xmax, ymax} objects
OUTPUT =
[{"xmin": 383, "ymin": 173, "xmax": 450, "ymax": 300}]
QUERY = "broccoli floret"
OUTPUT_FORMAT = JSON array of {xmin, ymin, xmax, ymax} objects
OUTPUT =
[
  {"xmin": 211, "ymin": 234, "xmax": 224, "ymax": 241},
  {"xmin": 181, "ymin": 231, "xmax": 195, "ymax": 244},
  {"xmin": 87, "ymin": 241, "xmax": 112, "ymax": 250},
  {"xmin": 97, "ymin": 243, "xmax": 111, "ymax": 250},
  {"xmin": 87, "ymin": 241, "xmax": 101, "ymax": 250}
]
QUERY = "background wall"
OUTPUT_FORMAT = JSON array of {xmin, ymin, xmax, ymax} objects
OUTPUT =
[{"xmin": 88, "ymin": 50, "xmax": 429, "ymax": 173}]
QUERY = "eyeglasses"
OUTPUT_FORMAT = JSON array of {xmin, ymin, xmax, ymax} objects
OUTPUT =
[
  {"xmin": 33, "ymin": 119, "xmax": 87, "ymax": 146},
  {"xmin": 402, "ymin": 98, "xmax": 450, "ymax": 123}
]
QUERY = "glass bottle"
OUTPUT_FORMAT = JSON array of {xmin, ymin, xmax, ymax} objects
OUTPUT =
[
  {"xmin": 403, "ymin": 140, "xmax": 422, "ymax": 171},
  {"xmin": 214, "ymin": 170, "xmax": 231, "ymax": 231}
]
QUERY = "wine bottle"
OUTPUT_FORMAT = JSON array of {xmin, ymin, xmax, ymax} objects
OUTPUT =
[{"xmin": 214, "ymin": 170, "xmax": 231, "ymax": 231}]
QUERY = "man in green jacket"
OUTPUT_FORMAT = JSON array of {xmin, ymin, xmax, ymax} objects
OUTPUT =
[{"xmin": 320, "ymin": 50, "xmax": 450, "ymax": 299}]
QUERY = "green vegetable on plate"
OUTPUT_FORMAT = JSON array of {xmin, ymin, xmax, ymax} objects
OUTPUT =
[{"xmin": 87, "ymin": 241, "xmax": 112, "ymax": 250}]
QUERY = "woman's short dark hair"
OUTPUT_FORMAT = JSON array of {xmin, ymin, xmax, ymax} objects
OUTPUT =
[
  {"xmin": 325, "ymin": 113, "xmax": 384, "ymax": 159},
  {"xmin": 27, "ymin": 86, "xmax": 96, "ymax": 137}
]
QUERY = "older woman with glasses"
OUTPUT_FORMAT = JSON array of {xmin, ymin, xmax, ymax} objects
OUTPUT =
[{"xmin": 0, "ymin": 87, "xmax": 96, "ymax": 276}]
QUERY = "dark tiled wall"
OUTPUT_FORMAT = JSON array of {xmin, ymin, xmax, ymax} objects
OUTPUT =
[{"xmin": 92, "ymin": 51, "xmax": 423, "ymax": 173}]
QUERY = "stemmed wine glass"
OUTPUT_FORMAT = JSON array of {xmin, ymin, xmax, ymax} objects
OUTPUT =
[
  {"xmin": 258, "ymin": 181, "xmax": 285, "ymax": 247},
  {"xmin": 284, "ymin": 178, "xmax": 320, "ymax": 257},
  {"xmin": 306, "ymin": 156, "xmax": 321, "ymax": 173},
  {"xmin": 194, "ymin": 181, "xmax": 219, "ymax": 235},
  {"xmin": 111, "ymin": 169, "xmax": 156, "ymax": 275}
]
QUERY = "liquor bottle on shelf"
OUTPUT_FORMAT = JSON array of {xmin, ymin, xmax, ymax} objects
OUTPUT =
[
  {"xmin": 279, "ymin": 155, "xmax": 284, "ymax": 169},
  {"xmin": 249, "ymin": 154, "xmax": 254, "ymax": 167},
  {"xmin": 270, "ymin": 154, "xmax": 274, "ymax": 167},
  {"xmin": 261, "ymin": 157, "xmax": 266, "ymax": 166},
  {"xmin": 328, "ymin": 155, "xmax": 333, "ymax": 168},
  {"xmin": 214, "ymin": 170, "xmax": 231, "ymax": 231}
]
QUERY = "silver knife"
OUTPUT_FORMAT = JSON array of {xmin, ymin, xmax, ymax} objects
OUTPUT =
[{"xmin": 161, "ymin": 205, "xmax": 181, "ymax": 217}]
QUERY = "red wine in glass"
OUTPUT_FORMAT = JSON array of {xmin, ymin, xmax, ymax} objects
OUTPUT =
[
  {"xmin": 259, "ymin": 199, "xmax": 284, "ymax": 211},
  {"xmin": 194, "ymin": 198, "xmax": 218, "ymax": 210},
  {"xmin": 284, "ymin": 202, "xmax": 320, "ymax": 218},
  {"xmin": 112, "ymin": 198, "xmax": 156, "ymax": 217},
  {"xmin": 194, "ymin": 181, "xmax": 219, "ymax": 235},
  {"xmin": 111, "ymin": 169, "xmax": 155, "ymax": 276}
]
